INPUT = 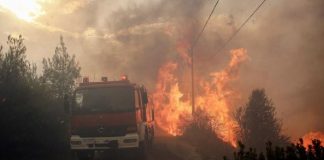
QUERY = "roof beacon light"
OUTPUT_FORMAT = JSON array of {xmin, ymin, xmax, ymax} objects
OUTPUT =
[
  {"xmin": 83, "ymin": 77, "xmax": 89, "ymax": 83},
  {"xmin": 101, "ymin": 76, "xmax": 108, "ymax": 82},
  {"xmin": 121, "ymin": 75, "xmax": 128, "ymax": 81}
]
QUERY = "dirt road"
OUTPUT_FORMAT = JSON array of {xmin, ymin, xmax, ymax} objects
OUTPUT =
[{"xmin": 93, "ymin": 129, "xmax": 201, "ymax": 160}]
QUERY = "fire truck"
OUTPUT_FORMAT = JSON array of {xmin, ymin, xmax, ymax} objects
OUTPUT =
[{"xmin": 64, "ymin": 76, "xmax": 154, "ymax": 160}]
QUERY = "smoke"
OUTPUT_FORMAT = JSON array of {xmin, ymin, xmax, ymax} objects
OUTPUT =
[
  {"xmin": 64, "ymin": 0, "xmax": 214, "ymax": 89},
  {"xmin": 49, "ymin": 0, "xmax": 324, "ymax": 139},
  {"xmin": 0, "ymin": 0, "xmax": 323, "ymax": 139},
  {"xmin": 232, "ymin": 0, "xmax": 324, "ymax": 138},
  {"xmin": 79, "ymin": 0, "xmax": 235, "ymax": 88},
  {"xmin": 82, "ymin": 0, "xmax": 323, "ymax": 139}
]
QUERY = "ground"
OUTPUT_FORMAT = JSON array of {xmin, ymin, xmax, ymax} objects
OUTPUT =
[{"xmin": 92, "ymin": 128, "xmax": 201, "ymax": 160}]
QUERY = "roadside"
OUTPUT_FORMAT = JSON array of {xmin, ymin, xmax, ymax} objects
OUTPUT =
[
  {"xmin": 148, "ymin": 133, "xmax": 201, "ymax": 160},
  {"xmin": 93, "ymin": 127, "xmax": 201, "ymax": 160}
]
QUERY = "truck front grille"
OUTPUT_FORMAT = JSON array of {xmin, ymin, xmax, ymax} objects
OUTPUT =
[{"xmin": 75, "ymin": 126, "xmax": 127, "ymax": 137}]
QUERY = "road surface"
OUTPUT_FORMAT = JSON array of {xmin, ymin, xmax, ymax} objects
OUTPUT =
[{"xmin": 92, "ymin": 128, "xmax": 201, "ymax": 160}]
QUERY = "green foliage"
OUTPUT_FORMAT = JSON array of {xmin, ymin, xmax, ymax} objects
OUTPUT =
[
  {"xmin": 42, "ymin": 35, "xmax": 81, "ymax": 99},
  {"xmin": 235, "ymin": 89, "xmax": 289, "ymax": 151},
  {"xmin": 0, "ymin": 35, "xmax": 36, "ymax": 84},
  {"xmin": 0, "ymin": 35, "xmax": 70, "ymax": 160},
  {"xmin": 0, "ymin": 35, "xmax": 37, "ymax": 106},
  {"xmin": 225, "ymin": 139, "xmax": 324, "ymax": 160}
]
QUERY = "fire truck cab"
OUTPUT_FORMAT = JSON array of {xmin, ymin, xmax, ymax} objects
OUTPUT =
[{"xmin": 65, "ymin": 76, "xmax": 154, "ymax": 160}]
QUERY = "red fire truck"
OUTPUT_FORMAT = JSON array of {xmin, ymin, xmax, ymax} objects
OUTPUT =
[{"xmin": 65, "ymin": 76, "xmax": 154, "ymax": 160}]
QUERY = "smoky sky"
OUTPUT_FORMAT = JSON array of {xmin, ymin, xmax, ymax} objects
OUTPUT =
[
  {"xmin": 232, "ymin": 0, "xmax": 324, "ymax": 138},
  {"xmin": 0, "ymin": 0, "xmax": 323, "ymax": 139}
]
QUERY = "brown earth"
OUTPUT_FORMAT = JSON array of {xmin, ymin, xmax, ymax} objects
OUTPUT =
[{"xmin": 93, "ymin": 127, "xmax": 201, "ymax": 160}]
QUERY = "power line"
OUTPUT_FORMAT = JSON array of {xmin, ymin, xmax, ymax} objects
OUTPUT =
[
  {"xmin": 191, "ymin": 0, "xmax": 220, "ymax": 115},
  {"xmin": 190, "ymin": 0, "xmax": 266, "ymax": 114},
  {"xmin": 192, "ymin": 0, "xmax": 220, "ymax": 49},
  {"xmin": 216, "ymin": 0, "xmax": 266, "ymax": 53}
]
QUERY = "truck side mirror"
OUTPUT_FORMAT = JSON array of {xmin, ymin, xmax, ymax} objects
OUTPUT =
[{"xmin": 64, "ymin": 94, "xmax": 70, "ymax": 114}]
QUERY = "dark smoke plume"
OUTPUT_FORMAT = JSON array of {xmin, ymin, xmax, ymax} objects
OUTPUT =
[{"xmin": 1, "ymin": 0, "xmax": 323, "ymax": 139}]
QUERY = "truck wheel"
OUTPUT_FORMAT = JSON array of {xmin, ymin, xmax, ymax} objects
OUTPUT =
[
  {"xmin": 149, "ymin": 127, "xmax": 154, "ymax": 147},
  {"xmin": 137, "ymin": 141, "xmax": 148, "ymax": 160},
  {"xmin": 145, "ymin": 127, "xmax": 153, "ymax": 148},
  {"xmin": 75, "ymin": 151, "xmax": 94, "ymax": 160}
]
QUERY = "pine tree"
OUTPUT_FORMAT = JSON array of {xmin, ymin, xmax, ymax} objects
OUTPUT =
[
  {"xmin": 42, "ymin": 36, "xmax": 81, "ymax": 99},
  {"xmin": 236, "ymin": 89, "xmax": 289, "ymax": 151}
]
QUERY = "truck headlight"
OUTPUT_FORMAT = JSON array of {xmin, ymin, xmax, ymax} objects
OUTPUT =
[{"xmin": 70, "ymin": 140, "xmax": 81, "ymax": 145}]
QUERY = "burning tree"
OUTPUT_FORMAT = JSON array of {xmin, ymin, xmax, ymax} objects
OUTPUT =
[
  {"xmin": 181, "ymin": 108, "xmax": 234, "ymax": 159},
  {"xmin": 152, "ymin": 48, "xmax": 248, "ymax": 147},
  {"xmin": 235, "ymin": 89, "xmax": 289, "ymax": 150}
]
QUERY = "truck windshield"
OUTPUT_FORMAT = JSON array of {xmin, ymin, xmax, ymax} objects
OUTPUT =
[{"xmin": 72, "ymin": 86, "xmax": 134, "ymax": 114}]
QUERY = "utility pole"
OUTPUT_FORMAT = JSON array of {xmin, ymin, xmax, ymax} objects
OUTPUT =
[
  {"xmin": 189, "ymin": 0, "xmax": 220, "ymax": 115},
  {"xmin": 188, "ymin": 0, "xmax": 265, "ymax": 115},
  {"xmin": 190, "ymin": 47, "xmax": 195, "ymax": 115}
]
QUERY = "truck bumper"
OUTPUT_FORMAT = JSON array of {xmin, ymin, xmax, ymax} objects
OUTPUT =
[{"xmin": 70, "ymin": 133, "xmax": 139, "ymax": 150}]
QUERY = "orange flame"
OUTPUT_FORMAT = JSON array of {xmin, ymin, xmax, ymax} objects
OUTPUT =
[
  {"xmin": 152, "ymin": 61, "xmax": 191, "ymax": 136},
  {"xmin": 152, "ymin": 46, "xmax": 248, "ymax": 147},
  {"xmin": 301, "ymin": 131, "xmax": 324, "ymax": 147},
  {"xmin": 196, "ymin": 48, "xmax": 247, "ymax": 147},
  {"xmin": 176, "ymin": 40, "xmax": 192, "ymax": 65}
]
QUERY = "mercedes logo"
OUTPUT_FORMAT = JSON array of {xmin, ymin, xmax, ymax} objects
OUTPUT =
[{"xmin": 97, "ymin": 126, "xmax": 104, "ymax": 134}]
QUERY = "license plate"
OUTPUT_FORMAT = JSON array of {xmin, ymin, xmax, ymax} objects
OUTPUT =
[{"xmin": 83, "ymin": 139, "xmax": 95, "ymax": 143}]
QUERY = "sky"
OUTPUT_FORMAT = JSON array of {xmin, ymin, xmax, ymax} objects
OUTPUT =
[{"xmin": 0, "ymin": 0, "xmax": 323, "ymax": 139}]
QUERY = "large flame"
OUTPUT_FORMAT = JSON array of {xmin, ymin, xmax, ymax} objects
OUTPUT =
[
  {"xmin": 301, "ymin": 131, "xmax": 324, "ymax": 147},
  {"xmin": 196, "ymin": 48, "xmax": 247, "ymax": 147},
  {"xmin": 152, "ymin": 45, "xmax": 247, "ymax": 147},
  {"xmin": 152, "ymin": 61, "xmax": 191, "ymax": 136}
]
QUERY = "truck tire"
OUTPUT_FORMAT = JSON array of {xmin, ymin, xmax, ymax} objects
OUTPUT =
[
  {"xmin": 137, "ymin": 128, "xmax": 149, "ymax": 160},
  {"xmin": 145, "ymin": 127, "xmax": 153, "ymax": 148},
  {"xmin": 149, "ymin": 127, "xmax": 154, "ymax": 147},
  {"xmin": 137, "ymin": 141, "xmax": 148, "ymax": 160}
]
